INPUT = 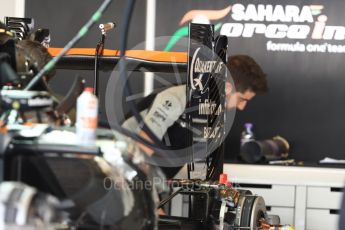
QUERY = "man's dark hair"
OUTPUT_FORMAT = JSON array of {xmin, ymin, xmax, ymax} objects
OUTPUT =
[{"xmin": 228, "ymin": 55, "xmax": 268, "ymax": 94}]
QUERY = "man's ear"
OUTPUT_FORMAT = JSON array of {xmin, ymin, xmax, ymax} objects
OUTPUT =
[{"xmin": 225, "ymin": 82, "xmax": 234, "ymax": 95}]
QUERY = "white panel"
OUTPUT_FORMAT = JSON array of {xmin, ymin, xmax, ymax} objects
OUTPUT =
[
  {"xmin": 306, "ymin": 209, "xmax": 339, "ymax": 230},
  {"xmin": 14, "ymin": 0, "xmax": 25, "ymax": 17},
  {"xmin": 295, "ymin": 186, "xmax": 307, "ymax": 230},
  {"xmin": 182, "ymin": 194, "xmax": 189, "ymax": 217},
  {"xmin": 0, "ymin": 0, "xmax": 25, "ymax": 19},
  {"xmin": 307, "ymin": 186, "xmax": 343, "ymax": 210},
  {"xmin": 267, "ymin": 207, "xmax": 294, "ymax": 225},
  {"xmin": 170, "ymin": 191, "xmax": 183, "ymax": 216},
  {"xmin": 0, "ymin": 0, "xmax": 15, "ymax": 19},
  {"xmin": 144, "ymin": 0, "xmax": 156, "ymax": 96},
  {"xmin": 237, "ymin": 185, "xmax": 295, "ymax": 207},
  {"xmin": 225, "ymin": 163, "xmax": 345, "ymax": 187}
]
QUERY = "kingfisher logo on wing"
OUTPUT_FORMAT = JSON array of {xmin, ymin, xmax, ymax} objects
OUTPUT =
[{"xmin": 165, "ymin": 3, "xmax": 345, "ymax": 53}]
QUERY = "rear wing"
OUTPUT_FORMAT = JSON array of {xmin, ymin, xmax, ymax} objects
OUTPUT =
[{"xmin": 48, "ymin": 48, "xmax": 188, "ymax": 73}]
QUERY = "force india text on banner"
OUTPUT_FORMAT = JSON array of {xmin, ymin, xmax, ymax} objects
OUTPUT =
[{"xmin": 220, "ymin": 4, "xmax": 345, "ymax": 53}]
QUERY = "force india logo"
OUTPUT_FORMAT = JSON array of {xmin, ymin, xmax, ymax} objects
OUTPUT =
[
  {"xmin": 165, "ymin": 4, "xmax": 345, "ymax": 53},
  {"xmin": 220, "ymin": 4, "xmax": 333, "ymax": 40}
]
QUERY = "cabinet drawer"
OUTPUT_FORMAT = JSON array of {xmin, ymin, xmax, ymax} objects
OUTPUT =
[
  {"xmin": 237, "ymin": 184, "xmax": 295, "ymax": 207},
  {"xmin": 307, "ymin": 186, "xmax": 343, "ymax": 209},
  {"xmin": 306, "ymin": 209, "xmax": 339, "ymax": 230},
  {"xmin": 267, "ymin": 207, "xmax": 294, "ymax": 225}
]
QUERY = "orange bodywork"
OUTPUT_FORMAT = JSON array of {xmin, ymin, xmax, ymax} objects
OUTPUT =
[{"xmin": 48, "ymin": 48, "xmax": 188, "ymax": 63}]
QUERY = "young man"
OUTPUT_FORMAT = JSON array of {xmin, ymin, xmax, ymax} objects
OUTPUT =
[
  {"xmin": 123, "ymin": 54, "xmax": 268, "ymax": 178},
  {"xmin": 225, "ymin": 55, "xmax": 268, "ymax": 111}
]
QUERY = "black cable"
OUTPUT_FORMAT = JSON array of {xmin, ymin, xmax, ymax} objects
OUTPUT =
[
  {"xmin": 118, "ymin": 0, "xmax": 179, "ymax": 159},
  {"xmin": 94, "ymin": 34, "xmax": 105, "ymax": 97},
  {"xmin": 157, "ymin": 187, "xmax": 183, "ymax": 209},
  {"xmin": 24, "ymin": 0, "xmax": 113, "ymax": 91},
  {"xmin": 119, "ymin": 0, "xmax": 161, "ymax": 144}
]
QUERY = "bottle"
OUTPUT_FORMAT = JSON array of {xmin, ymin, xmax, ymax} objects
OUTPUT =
[
  {"xmin": 241, "ymin": 123, "xmax": 255, "ymax": 146},
  {"xmin": 76, "ymin": 87, "xmax": 98, "ymax": 146}
]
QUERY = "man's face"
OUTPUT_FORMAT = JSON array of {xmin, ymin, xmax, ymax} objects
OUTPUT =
[{"xmin": 225, "ymin": 82, "xmax": 256, "ymax": 111}]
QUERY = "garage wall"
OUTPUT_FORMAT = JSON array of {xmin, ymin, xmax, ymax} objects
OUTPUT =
[
  {"xmin": 154, "ymin": 0, "xmax": 345, "ymax": 163},
  {"xmin": 25, "ymin": 0, "xmax": 147, "ymax": 122},
  {"xmin": 24, "ymin": 0, "xmax": 345, "ymax": 163}
]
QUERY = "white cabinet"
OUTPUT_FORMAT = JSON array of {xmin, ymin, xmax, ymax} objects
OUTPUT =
[
  {"xmin": 306, "ymin": 209, "xmax": 339, "ymax": 230},
  {"xmin": 307, "ymin": 186, "xmax": 343, "ymax": 209},
  {"xmin": 237, "ymin": 184, "xmax": 295, "ymax": 207},
  {"xmin": 224, "ymin": 164, "xmax": 345, "ymax": 230},
  {"xmin": 305, "ymin": 186, "xmax": 342, "ymax": 230}
]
